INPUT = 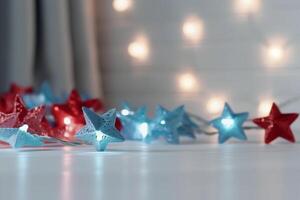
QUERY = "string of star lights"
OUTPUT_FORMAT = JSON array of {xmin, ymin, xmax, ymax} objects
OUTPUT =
[
  {"xmin": 0, "ymin": 0, "xmax": 298, "ymax": 151},
  {"xmin": 0, "ymin": 83, "xmax": 299, "ymax": 151}
]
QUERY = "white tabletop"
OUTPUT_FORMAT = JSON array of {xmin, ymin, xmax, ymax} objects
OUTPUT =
[{"xmin": 0, "ymin": 139, "xmax": 299, "ymax": 200}]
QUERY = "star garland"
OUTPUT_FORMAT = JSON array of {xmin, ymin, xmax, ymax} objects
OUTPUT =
[{"xmin": 0, "ymin": 82, "xmax": 299, "ymax": 151}]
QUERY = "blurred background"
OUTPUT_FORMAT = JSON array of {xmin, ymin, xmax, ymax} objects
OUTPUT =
[{"xmin": 0, "ymin": 0, "xmax": 299, "ymax": 120}]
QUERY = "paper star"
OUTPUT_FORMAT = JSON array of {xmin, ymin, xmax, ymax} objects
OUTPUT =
[
  {"xmin": 0, "ymin": 112, "xmax": 19, "ymax": 128},
  {"xmin": 0, "ymin": 124, "xmax": 44, "ymax": 148},
  {"xmin": 22, "ymin": 82, "xmax": 58, "ymax": 108},
  {"xmin": 210, "ymin": 103, "xmax": 249, "ymax": 143},
  {"xmin": 119, "ymin": 106, "xmax": 150, "ymax": 140},
  {"xmin": 0, "ymin": 95, "xmax": 59, "ymax": 137},
  {"xmin": 76, "ymin": 107, "xmax": 124, "ymax": 151},
  {"xmin": 148, "ymin": 105, "xmax": 184, "ymax": 144},
  {"xmin": 253, "ymin": 103, "xmax": 298, "ymax": 144},
  {"xmin": 51, "ymin": 90, "xmax": 104, "ymax": 138},
  {"xmin": 0, "ymin": 83, "xmax": 33, "ymax": 113}
]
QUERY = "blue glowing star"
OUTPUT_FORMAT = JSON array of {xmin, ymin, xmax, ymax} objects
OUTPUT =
[
  {"xmin": 119, "ymin": 106, "xmax": 151, "ymax": 140},
  {"xmin": 119, "ymin": 102, "xmax": 135, "ymax": 116},
  {"xmin": 76, "ymin": 107, "xmax": 125, "ymax": 151},
  {"xmin": 23, "ymin": 82, "xmax": 57, "ymax": 108},
  {"xmin": 0, "ymin": 124, "xmax": 44, "ymax": 148},
  {"xmin": 148, "ymin": 105, "xmax": 184, "ymax": 144},
  {"xmin": 210, "ymin": 103, "xmax": 249, "ymax": 143}
]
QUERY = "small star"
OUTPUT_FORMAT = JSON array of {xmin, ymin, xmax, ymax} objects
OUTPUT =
[
  {"xmin": 0, "ymin": 124, "xmax": 44, "ymax": 148},
  {"xmin": 22, "ymin": 82, "xmax": 58, "ymax": 108},
  {"xmin": 149, "ymin": 105, "xmax": 184, "ymax": 144},
  {"xmin": 119, "ymin": 106, "xmax": 150, "ymax": 140},
  {"xmin": 253, "ymin": 103, "xmax": 298, "ymax": 144},
  {"xmin": 76, "ymin": 107, "xmax": 124, "ymax": 151},
  {"xmin": 210, "ymin": 103, "xmax": 249, "ymax": 143},
  {"xmin": 51, "ymin": 90, "xmax": 103, "ymax": 138}
]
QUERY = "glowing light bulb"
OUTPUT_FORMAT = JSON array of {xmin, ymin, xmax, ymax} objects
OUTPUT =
[
  {"xmin": 160, "ymin": 120, "xmax": 166, "ymax": 125},
  {"xmin": 113, "ymin": 0, "xmax": 132, "ymax": 12},
  {"xmin": 177, "ymin": 72, "xmax": 198, "ymax": 92},
  {"xmin": 64, "ymin": 117, "xmax": 71, "ymax": 125},
  {"xmin": 182, "ymin": 17, "xmax": 204, "ymax": 43},
  {"xmin": 137, "ymin": 122, "xmax": 149, "ymax": 138},
  {"xmin": 121, "ymin": 109, "xmax": 130, "ymax": 116},
  {"xmin": 221, "ymin": 117, "xmax": 235, "ymax": 129},
  {"xmin": 207, "ymin": 97, "xmax": 225, "ymax": 114},
  {"xmin": 258, "ymin": 99, "xmax": 273, "ymax": 116},
  {"xmin": 128, "ymin": 38, "xmax": 149, "ymax": 61},
  {"xmin": 235, "ymin": 0, "xmax": 260, "ymax": 15},
  {"xmin": 96, "ymin": 131, "xmax": 105, "ymax": 141},
  {"xmin": 19, "ymin": 124, "xmax": 29, "ymax": 132}
]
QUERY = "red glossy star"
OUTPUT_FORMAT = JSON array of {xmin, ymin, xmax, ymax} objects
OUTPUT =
[
  {"xmin": 51, "ymin": 90, "xmax": 104, "ymax": 138},
  {"xmin": 11, "ymin": 95, "xmax": 55, "ymax": 136},
  {"xmin": 0, "ymin": 83, "xmax": 33, "ymax": 113},
  {"xmin": 253, "ymin": 103, "xmax": 299, "ymax": 144},
  {"xmin": 0, "ymin": 112, "xmax": 19, "ymax": 128}
]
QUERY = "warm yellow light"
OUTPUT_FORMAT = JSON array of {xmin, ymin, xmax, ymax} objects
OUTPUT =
[
  {"xmin": 262, "ymin": 37, "xmax": 290, "ymax": 68},
  {"xmin": 113, "ymin": 0, "xmax": 132, "ymax": 12},
  {"xmin": 178, "ymin": 73, "xmax": 198, "ymax": 92},
  {"xmin": 182, "ymin": 17, "xmax": 204, "ymax": 43},
  {"xmin": 128, "ymin": 38, "xmax": 149, "ymax": 61},
  {"xmin": 258, "ymin": 99, "xmax": 273, "ymax": 116},
  {"xmin": 63, "ymin": 117, "xmax": 71, "ymax": 125},
  {"xmin": 235, "ymin": 0, "xmax": 260, "ymax": 15},
  {"xmin": 268, "ymin": 45, "xmax": 284, "ymax": 62},
  {"xmin": 207, "ymin": 97, "xmax": 225, "ymax": 114}
]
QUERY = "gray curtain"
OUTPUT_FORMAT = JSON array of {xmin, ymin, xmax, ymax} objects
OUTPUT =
[{"xmin": 0, "ymin": 0, "xmax": 103, "ymax": 98}]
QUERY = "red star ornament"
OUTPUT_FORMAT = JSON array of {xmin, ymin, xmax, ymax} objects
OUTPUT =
[
  {"xmin": 12, "ymin": 95, "xmax": 56, "ymax": 136},
  {"xmin": 51, "ymin": 90, "xmax": 104, "ymax": 139},
  {"xmin": 253, "ymin": 103, "xmax": 299, "ymax": 144},
  {"xmin": 0, "ymin": 83, "xmax": 33, "ymax": 113}
]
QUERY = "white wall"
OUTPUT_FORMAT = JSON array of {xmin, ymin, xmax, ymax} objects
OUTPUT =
[{"xmin": 96, "ymin": 0, "xmax": 300, "ymax": 127}]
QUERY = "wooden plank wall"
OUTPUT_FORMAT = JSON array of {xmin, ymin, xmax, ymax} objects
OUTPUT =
[{"xmin": 96, "ymin": 0, "xmax": 300, "ymax": 131}]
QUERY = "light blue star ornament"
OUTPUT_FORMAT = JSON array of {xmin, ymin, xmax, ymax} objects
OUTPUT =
[
  {"xmin": 148, "ymin": 105, "xmax": 184, "ymax": 144},
  {"xmin": 23, "ymin": 81, "xmax": 57, "ymax": 108},
  {"xmin": 119, "ymin": 106, "xmax": 151, "ymax": 140},
  {"xmin": 0, "ymin": 125, "xmax": 44, "ymax": 148},
  {"xmin": 118, "ymin": 102, "xmax": 135, "ymax": 116},
  {"xmin": 76, "ymin": 107, "xmax": 125, "ymax": 151},
  {"xmin": 210, "ymin": 103, "xmax": 249, "ymax": 144}
]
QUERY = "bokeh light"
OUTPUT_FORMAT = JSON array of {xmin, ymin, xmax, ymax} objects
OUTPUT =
[
  {"xmin": 234, "ymin": 0, "xmax": 261, "ymax": 15},
  {"xmin": 177, "ymin": 72, "xmax": 199, "ymax": 92},
  {"xmin": 182, "ymin": 16, "xmax": 204, "ymax": 44},
  {"xmin": 128, "ymin": 37, "xmax": 149, "ymax": 61},
  {"xmin": 261, "ymin": 37, "xmax": 290, "ymax": 68},
  {"xmin": 258, "ymin": 99, "xmax": 273, "ymax": 116},
  {"xmin": 113, "ymin": 0, "xmax": 132, "ymax": 12},
  {"xmin": 207, "ymin": 97, "xmax": 225, "ymax": 114}
]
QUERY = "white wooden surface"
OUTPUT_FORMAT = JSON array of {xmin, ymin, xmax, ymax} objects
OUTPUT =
[{"xmin": 1, "ymin": 138, "xmax": 300, "ymax": 200}]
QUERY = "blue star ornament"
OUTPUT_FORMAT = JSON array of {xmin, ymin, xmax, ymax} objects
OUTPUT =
[
  {"xmin": 148, "ymin": 105, "xmax": 184, "ymax": 144},
  {"xmin": 210, "ymin": 103, "xmax": 249, "ymax": 143},
  {"xmin": 23, "ymin": 81, "xmax": 57, "ymax": 108},
  {"xmin": 118, "ymin": 102, "xmax": 135, "ymax": 116},
  {"xmin": 119, "ymin": 106, "xmax": 151, "ymax": 140},
  {"xmin": 0, "ymin": 124, "xmax": 44, "ymax": 148},
  {"xmin": 76, "ymin": 107, "xmax": 125, "ymax": 151}
]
